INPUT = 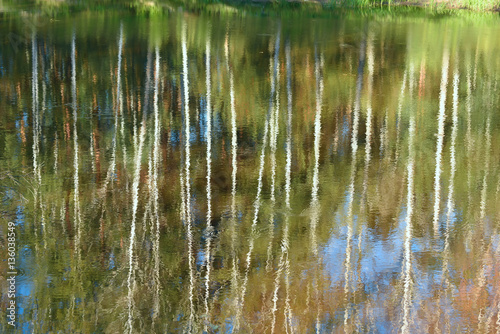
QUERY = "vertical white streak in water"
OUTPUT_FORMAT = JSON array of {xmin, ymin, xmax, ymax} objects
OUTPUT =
[
  {"xmin": 54, "ymin": 131, "xmax": 59, "ymax": 174},
  {"xmin": 401, "ymin": 63, "xmax": 415, "ymax": 334},
  {"xmin": 124, "ymin": 36, "xmax": 146, "ymax": 334},
  {"xmin": 311, "ymin": 51, "xmax": 324, "ymax": 334},
  {"xmin": 181, "ymin": 22, "xmax": 196, "ymax": 332},
  {"xmin": 284, "ymin": 42, "xmax": 292, "ymax": 234},
  {"xmin": 112, "ymin": 25, "xmax": 126, "ymax": 190},
  {"xmin": 480, "ymin": 117, "xmax": 490, "ymax": 221},
  {"xmin": 363, "ymin": 33, "xmax": 374, "ymax": 203},
  {"xmin": 120, "ymin": 111, "xmax": 127, "ymax": 185},
  {"xmin": 344, "ymin": 36, "xmax": 365, "ymax": 332},
  {"xmin": 87, "ymin": 28, "xmax": 124, "ymax": 228},
  {"xmin": 283, "ymin": 41, "xmax": 294, "ymax": 334},
  {"xmin": 71, "ymin": 33, "xmax": 81, "ymax": 253},
  {"xmin": 311, "ymin": 52, "xmax": 323, "ymax": 257},
  {"xmin": 60, "ymin": 198, "xmax": 66, "ymax": 235},
  {"xmin": 394, "ymin": 70, "xmax": 407, "ymax": 165},
  {"xmin": 119, "ymin": 27, "xmax": 127, "ymax": 177},
  {"xmin": 125, "ymin": 90, "xmax": 147, "ymax": 334},
  {"xmin": 237, "ymin": 31, "xmax": 278, "ymax": 331},
  {"xmin": 32, "ymin": 33, "xmax": 40, "ymax": 184},
  {"xmin": 236, "ymin": 113, "xmax": 270, "ymax": 333},
  {"xmin": 68, "ymin": 36, "xmax": 80, "ymax": 328},
  {"xmin": 32, "ymin": 32, "xmax": 42, "ymax": 233},
  {"xmin": 152, "ymin": 46, "xmax": 161, "ymax": 321},
  {"xmin": 445, "ymin": 67, "xmax": 459, "ymax": 247},
  {"xmin": 270, "ymin": 38, "xmax": 289, "ymax": 334},
  {"xmin": 90, "ymin": 130, "xmax": 96, "ymax": 174},
  {"xmin": 464, "ymin": 57, "xmax": 473, "ymax": 255},
  {"xmin": 224, "ymin": 32, "xmax": 240, "ymax": 318},
  {"xmin": 432, "ymin": 48, "xmax": 450, "ymax": 237},
  {"xmin": 133, "ymin": 93, "xmax": 137, "ymax": 157},
  {"xmin": 443, "ymin": 67, "xmax": 459, "ymax": 334},
  {"xmin": 97, "ymin": 25, "xmax": 123, "ymax": 198},
  {"xmin": 267, "ymin": 37, "xmax": 281, "ymax": 272},
  {"xmin": 32, "ymin": 31, "xmax": 42, "ymax": 239},
  {"xmin": 203, "ymin": 33, "xmax": 213, "ymax": 330},
  {"xmin": 466, "ymin": 63, "xmax": 472, "ymax": 200},
  {"xmin": 144, "ymin": 156, "xmax": 153, "ymax": 238},
  {"xmin": 114, "ymin": 25, "xmax": 124, "ymax": 174},
  {"xmin": 354, "ymin": 31, "xmax": 374, "ymax": 330}
]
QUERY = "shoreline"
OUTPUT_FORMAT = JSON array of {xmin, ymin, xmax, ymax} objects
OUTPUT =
[
  {"xmin": 2, "ymin": 0, "xmax": 499, "ymax": 15},
  {"xmin": 229, "ymin": 0, "xmax": 500, "ymax": 12}
]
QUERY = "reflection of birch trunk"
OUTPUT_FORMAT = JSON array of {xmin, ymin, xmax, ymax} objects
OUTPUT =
[
  {"xmin": 235, "ymin": 105, "xmax": 270, "ymax": 334},
  {"xmin": 310, "ymin": 50, "xmax": 323, "ymax": 257},
  {"xmin": 480, "ymin": 115, "xmax": 490, "ymax": 222},
  {"xmin": 32, "ymin": 32, "xmax": 42, "ymax": 238},
  {"xmin": 203, "ymin": 32, "xmax": 213, "ymax": 330},
  {"xmin": 282, "ymin": 40, "xmax": 295, "ymax": 334},
  {"xmin": 361, "ymin": 32, "xmax": 374, "ymax": 208},
  {"xmin": 394, "ymin": 70, "xmax": 407, "ymax": 166},
  {"xmin": 476, "ymin": 83, "xmax": 497, "ymax": 334},
  {"xmin": 311, "ymin": 49, "xmax": 324, "ymax": 334},
  {"xmin": 464, "ymin": 55, "xmax": 474, "ymax": 254},
  {"xmin": 268, "ymin": 40, "xmax": 294, "ymax": 334},
  {"xmin": 69, "ymin": 31, "xmax": 84, "ymax": 329},
  {"xmin": 224, "ymin": 31, "xmax": 240, "ymax": 317},
  {"xmin": 119, "ymin": 86, "xmax": 128, "ymax": 191},
  {"xmin": 125, "ymin": 83, "xmax": 147, "ymax": 334},
  {"xmin": 269, "ymin": 56, "xmax": 280, "ymax": 332},
  {"xmin": 115, "ymin": 24, "xmax": 127, "ymax": 189},
  {"xmin": 54, "ymin": 131, "xmax": 59, "ymax": 174},
  {"xmin": 466, "ymin": 56, "xmax": 473, "ymax": 212},
  {"xmin": 114, "ymin": 25, "xmax": 125, "ymax": 179},
  {"xmin": 90, "ymin": 126, "xmax": 96, "ymax": 175},
  {"xmin": 267, "ymin": 32, "xmax": 281, "ymax": 272},
  {"xmin": 401, "ymin": 63, "xmax": 415, "ymax": 334},
  {"xmin": 181, "ymin": 22, "xmax": 196, "ymax": 332},
  {"xmin": 71, "ymin": 34, "xmax": 82, "ymax": 257},
  {"xmin": 32, "ymin": 33, "xmax": 40, "ymax": 190},
  {"xmin": 442, "ymin": 66, "xmax": 459, "ymax": 334},
  {"xmin": 151, "ymin": 46, "xmax": 161, "ymax": 322},
  {"xmin": 236, "ymin": 29, "xmax": 278, "ymax": 331},
  {"xmin": 91, "ymin": 26, "xmax": 124, "ymax": 211},
  {"xmin": 355, "ymin": 31, "xmax": 374, "ymax": 330},
  {"xmin": 432, "ymin": 47, "xmax": 450, "ymax": 237},
  {"xmin": 343, "ymin": 33, "xmax": 366, "ymax": 333}
]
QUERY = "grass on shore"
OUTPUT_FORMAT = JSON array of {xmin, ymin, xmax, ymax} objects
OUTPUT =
[
  {"xmin": 2, "ymin": 0, "xmax": 498, "ymax": 14},
  {"xmin": 327, "ymin": 0, "xmax": 499, "ymax": 11}
]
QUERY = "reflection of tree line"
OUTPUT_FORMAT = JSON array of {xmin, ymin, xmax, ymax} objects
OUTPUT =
[{"xmin": 4, "ymin": 14, "xmax": 500, "ymax": 333}]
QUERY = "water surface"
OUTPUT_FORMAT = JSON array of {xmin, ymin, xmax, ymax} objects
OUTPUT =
[{"xmin": 1, "ymin": 8, "xmax": 500, "ymax": 333}]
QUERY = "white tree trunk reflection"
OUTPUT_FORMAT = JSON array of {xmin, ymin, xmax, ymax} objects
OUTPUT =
[
  {"xmin": 401, "ymin": 63, "xmax": 415, "ymax": 334},
  {"xmin": 203, "ymin": 31, "xmax": 213, "ymax": 331},
  {"xmin": 432, "ymin": 47, "xmax": 450, "ymax": 237}
]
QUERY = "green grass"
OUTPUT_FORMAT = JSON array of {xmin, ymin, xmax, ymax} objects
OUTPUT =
[
  {"xmin": 329, "ymin": 0, "xmax": 499, "ymax": 11},
  {"xmin": 4, "ymin": 0, "xmax": 500, "ymax": 13}
]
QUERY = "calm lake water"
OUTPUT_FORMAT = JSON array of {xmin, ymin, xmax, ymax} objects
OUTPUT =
[{"xmin": 1, "ymin": 6, "xmax": 500, "ymax": 333}]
